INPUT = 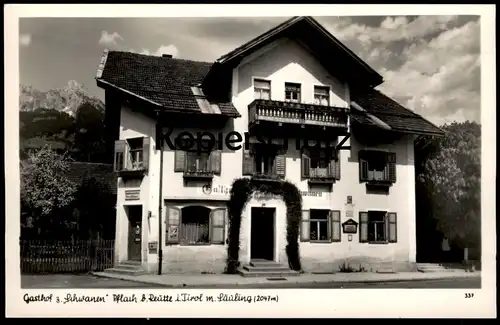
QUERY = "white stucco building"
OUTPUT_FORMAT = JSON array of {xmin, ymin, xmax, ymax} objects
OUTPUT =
[{"xmin": 95, "ymin": 16, "xmax": 443, "ymax": 275}]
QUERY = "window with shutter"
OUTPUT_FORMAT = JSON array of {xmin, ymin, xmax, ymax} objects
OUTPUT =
[
  {"xmin": 309, "ymin": 209, "xmax": 330, "ymax": 242},
  {"xmin": 330, "ymin": 210, "xmax": 341, "ymax": 242},
  {"xmin": 300, "ymin": 210, "xmax": 310, "ymax": 242},
  {"xmin": 114, "ymin": 140, "xmax": 126, "ymax": 172},
  {"xmin": 388, "ymin": 212, "xmax": 397, "ymax": 243},
  {"xmin": 242, "ymin": 148, "xmax": 255, "ymax": 175},
  {"xmin": 210, "ymin": 150, "xmax": 222, "ymax": 175},
  {"xmin": 174, "ymin": 150, "xmax": 186, "ymax": 172},
  {"xmin": 359, "ymin": 150, "xmax": 397, "ymax": 184},
  {"xmin": 166, "ymin": 206, "xmax": 181, "ymax": 244},
  {"xmin": 210, "ymin": 208, "xmax": 226, "ymax": 244},
  {"xmin": 359, "ymin": 211, "xmax": 368, "ymax": 243}
]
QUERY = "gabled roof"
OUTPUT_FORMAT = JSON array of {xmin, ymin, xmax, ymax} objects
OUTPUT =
[
  {"xmin": 351, "ymin": 89, "xmax": 444, "ymax": 136},
  {"xmin": 96, "ymin": 51, "xmax": 240, "ymax": 117},
  {"xmin": 213, "ymin": 16, "xmax": 383, "ymax": 88}
]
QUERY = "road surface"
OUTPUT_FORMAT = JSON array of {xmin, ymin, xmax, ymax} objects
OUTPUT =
[{"xmin": 21, "ymin": 274, "xmax": 480, "ymax": 289}]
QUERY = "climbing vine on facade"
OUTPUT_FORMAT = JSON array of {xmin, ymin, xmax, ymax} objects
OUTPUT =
[{"xmin": 225, "ymin": 177, "xmax": 303, "ymax": 274}]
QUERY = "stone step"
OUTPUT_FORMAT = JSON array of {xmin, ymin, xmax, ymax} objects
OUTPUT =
[
  {"xmin": 120, "ymin": 260, "xmax": 142, "ymax": 266},
  {"xmin": 237, "ymin": 268, "xmax": 301, "ymax": 278},
  {"xmin": 104, "ymin": 267, "xmax": 145, "ymax": 276},
  {"xmin": 243, "ymin": 264, "xmax": 291, "ymax": 272},
  {"xmin": 115, "ymin": 263, "xmax": 143, "ymax": 270},
  {"xmin": 249, "ymin": 260, "xmax": 282, "ymax": 268}
]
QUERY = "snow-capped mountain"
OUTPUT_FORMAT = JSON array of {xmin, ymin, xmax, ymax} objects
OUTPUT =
[{"xmin": 19, "ymin": 80, "xmax": 104, "ymax": 114}]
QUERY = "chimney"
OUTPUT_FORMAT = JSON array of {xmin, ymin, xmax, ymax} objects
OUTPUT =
[{"xmin": 162, "ymin": 54, "xmax": 173, "ymax": 58}]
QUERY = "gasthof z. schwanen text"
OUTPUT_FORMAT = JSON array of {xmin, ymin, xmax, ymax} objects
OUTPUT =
[{"xmin": 23, "ymin": 293, "xmax": 279, "ymax": 304}]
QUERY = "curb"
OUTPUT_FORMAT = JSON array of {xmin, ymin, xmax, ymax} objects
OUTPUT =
[{"xmin": 92, "ymin": 272, "xmax": 481, "ymax": 288}]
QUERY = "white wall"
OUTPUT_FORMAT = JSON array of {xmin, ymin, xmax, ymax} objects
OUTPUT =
[{"xmin": 114, "ymin": 37, "xmax": 417, "ymax": 273}]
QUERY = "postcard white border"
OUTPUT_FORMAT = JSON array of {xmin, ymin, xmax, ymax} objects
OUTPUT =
[{"xmin": 4, "ymin": 4, "xmax": 497, "ymax": 318}]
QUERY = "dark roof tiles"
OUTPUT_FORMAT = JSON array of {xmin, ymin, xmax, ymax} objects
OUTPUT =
[
  {"xmin": 351, "ymin": 89, "xmax": 444, "ymax": 136},
  {"xmin": 98, "ymin": 51, "xmax": 239, "ymax": 117}
]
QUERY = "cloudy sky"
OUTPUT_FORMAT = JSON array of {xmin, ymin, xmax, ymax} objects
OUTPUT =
[{"xmin": 19, "ymin": 15, "xmax": 480, "ymax": 126}]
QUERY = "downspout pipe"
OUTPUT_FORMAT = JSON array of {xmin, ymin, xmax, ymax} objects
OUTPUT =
[
  {"xmin": 156, "ymin": 116, "xmax": 164, "ymax": 275},
  {"xmin": 350, "ymin": 101, "xmax": 392, "ymax": 131}
]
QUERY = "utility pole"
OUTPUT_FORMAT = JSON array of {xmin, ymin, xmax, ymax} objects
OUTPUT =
[{"xmin": 156, "ymin": 118, "xmax": 164, "ymax": 275}]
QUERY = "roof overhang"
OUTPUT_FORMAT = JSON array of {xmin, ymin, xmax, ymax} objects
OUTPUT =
[{"xmin": 210, "ymin": 16, "xmax": 383, "ymax": 88}]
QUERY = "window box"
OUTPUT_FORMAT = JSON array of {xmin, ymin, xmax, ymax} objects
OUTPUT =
[
  {"xmin": 242, "ymin": 143, "xmax": 286, "ymax": 180},
  {"xmin": 302, "ymin": 147, "xmax": 340, "ymax": 184},
  {"xmin": 174, "ymin": 146, "xmax": 221, "ymax": 181},
  {"xmin": 359, "ymin": 150, "xmax": 396, "ymax": 188}
]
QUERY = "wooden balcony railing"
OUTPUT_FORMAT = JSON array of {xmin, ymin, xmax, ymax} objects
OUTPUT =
[{"xmin": 248, "ymin": 99, "xmax": 348, "ymax": 129}]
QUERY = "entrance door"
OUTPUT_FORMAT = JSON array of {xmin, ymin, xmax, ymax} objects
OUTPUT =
[
  {"xmin": 250, "ymin": 207, "xmax": 275, "ymax": 261},
  {"xmin": 127, "ymin": 205, "xmax": 142, "ymax": 261}
]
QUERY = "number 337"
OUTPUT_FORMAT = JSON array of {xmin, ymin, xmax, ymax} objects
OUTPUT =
[{"xmin": 464, "ymin": 293, "xmax": 474, "ymax": 298}]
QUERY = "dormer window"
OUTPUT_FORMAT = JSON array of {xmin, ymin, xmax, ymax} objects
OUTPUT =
[{"xmin": 285, "ymin": 82, "xmax": 301, "ymax": 103}]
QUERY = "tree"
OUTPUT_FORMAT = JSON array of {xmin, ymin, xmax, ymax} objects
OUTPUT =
[
  {"xmin": 417, "ymin": 121, "xmax": 481, "ymax": 260},
  {"xmin": 20, "ymin": 146, "xmax": 78, "ymax": 236},
  {"xmin": 71, "ymin": 102, "xmax": 107, "ymax": 163}
]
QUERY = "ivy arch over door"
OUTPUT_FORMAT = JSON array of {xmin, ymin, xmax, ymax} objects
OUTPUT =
[{"xmin": 225, "ymin": 178, "xmax": 303, "ymax": 274}]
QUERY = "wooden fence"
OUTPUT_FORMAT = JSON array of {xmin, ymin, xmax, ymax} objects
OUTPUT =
[{"xmin": 20, "ymin": 240, "xmax": 115, "ymax": 274}]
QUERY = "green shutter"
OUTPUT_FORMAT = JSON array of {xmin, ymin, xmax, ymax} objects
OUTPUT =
[
  {"xmin": 388, "ymin": 212, "xmax": 397, "ymax": 243},
  {"xmin": 114, "ymin": 140, "xmax": 126, "ymax": 172},
  {"xmin": 300, "ymin": 210, "xmax": 310, "ymax": 242},
  {"xmin": 359, "ymin": 211, "xmax": 368, "ymax": 243},
  {"xmin": 210, "ymin": 208, "xmax": 226, "ymax": 244},
  {"xmin": 174, "ymin": 150, "xmax": 186, "ymax": 172},
  {"xmin": 330, "ymin": 210, "xmax": 341, "ymax": 242},
  {"xmin": 301, "ymin": 149, "xmax": 310, "ymax": 178},
  {"xmin": 275, "ymin": 149, "xmax": 286, "ymax": 177},
  {"xmin": 142, "ymin": 137, "xmax": 150, "ymax": 172},
  {"xmin": 166, "ymin": 206, "xmax": 181, "ymax": 244},
  {"xmin": 242, "ymin": 148, "xmax": 254, "ymax": 175},
  {"xmin": 359, "ymin": 151, "xmax": 368, "ymax": 182},
  {"xmin": 387, "ymin": 152, "xmax": 397, "ymax": 183},
  {"xmin": 210, "ymin": 150, "xmax": 222, "ymax": 175}
]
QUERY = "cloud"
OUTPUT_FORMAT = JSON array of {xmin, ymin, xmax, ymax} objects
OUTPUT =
[
  {"xmin": 129, "ymin": 44, "xmax": 179, "ymax": 58},
  {"xmin": 377, "ymin": 19, "xmax": 480, "ymax": 126},
  {"xmin": 99, "ymin": 31, "xmax": 124, "ymax": 46},
  {"xmin": 19, "ymin": 33, "xmax": 32, "ymax": 47}
]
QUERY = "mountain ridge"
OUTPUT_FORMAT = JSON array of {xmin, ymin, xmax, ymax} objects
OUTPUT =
[{"xmin": 20, "ymin": 80, "xmax": 104, "ymax": 115}]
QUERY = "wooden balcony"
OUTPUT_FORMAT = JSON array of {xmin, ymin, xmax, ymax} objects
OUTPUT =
[{"xmin": 248, "ymin": 99, "xmax": 348, "ymax": 132}]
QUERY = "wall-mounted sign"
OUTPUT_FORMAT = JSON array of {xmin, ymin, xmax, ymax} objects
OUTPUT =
[
  {"xmin": 125, "ymin": 189, "xmax": 140, "ymax": 201},
  {"xmin": 301, "ymin": 191, "xmax": 323, "ymax": 197},
  {"xmin": 346, "ymin": 210, "xmax": 354, "ymax": 219},
  {"xmin": 347, "ymin": 196, "xmax": 353, "ymax": 204},
  {"xmin": 342, "ymin": 218, "xmax": 358, "ymax": 234},
  {"xmin": 148, "ymin": 241, "xmax": 158, "ymax": 254}
]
